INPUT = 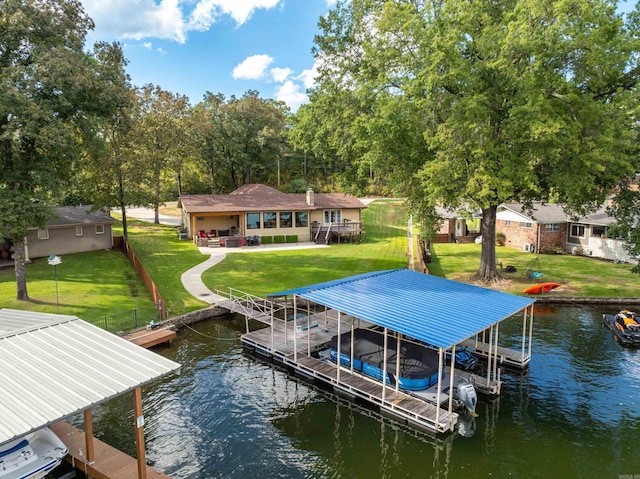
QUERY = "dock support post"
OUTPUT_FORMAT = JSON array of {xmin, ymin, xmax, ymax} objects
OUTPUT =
[
  {"xmin": 382, "ymin": 328, "xmax": 388, "ymax": 403},
  {"xmin": 337, "ymin": 311, "xmax": 342, "ymax": 382},
  {"xmin": 83, "ymin": 408, "xmax": 94, "ymax": 463},
  {"xmin": 133, "ymin": 387, "xmax": 147, "ymax": 479},
  {"xmin": 527, "ymin": 305, "xmax": 535, "ymax": 358},
  {"xmin": 293, "ymin": 296, "xmax": 298, "ymax": 362},
  {"xmin": 486, "ymin": 325, "xmax": 494, "ymax": 387},
  {"xmin": 435, "ymin": 348, "xmax": 443, "ymax": 427},
  {"xmin": 521, "ymin": 307, "xmax": 528, "ymax": 361},
  {"xmin": 448, "ymin": 345, "xmax": 456, "ymax": 414}
]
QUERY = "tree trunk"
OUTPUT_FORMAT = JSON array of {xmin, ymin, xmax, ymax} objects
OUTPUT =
[
  {"xmin": 154, "ymin": 176, "xmax": 160, "ymax": 224},
  {"xmin": 477, "ymin": 204, "xmax": 501, "ymax": 282},
  {"xmin": 13, "ymin": 240, "xmax": 29, "ymax": 301}
]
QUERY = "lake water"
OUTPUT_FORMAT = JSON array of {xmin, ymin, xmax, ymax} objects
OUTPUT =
[{"xmin": 80, "ymin": 305, "xmax": 640, "ymax": 478}]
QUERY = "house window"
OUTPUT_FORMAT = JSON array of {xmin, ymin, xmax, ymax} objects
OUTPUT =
[
  {"xmin": 279, "ymin": 212, "xmax": 292, "ymax": 228},
  {"xmin": 570, "ymin": 224, "xmax": 586, "ymax": 238},
  {"xmin": 263, "ymin": 212, "xmax": 277, "ymax": 229},
  {"xmin": 520, "ymin": 222, "xmax": 532, "ymax": 228},
  {"xmin": 545, "ymin": 224, "xmax": 560, "ymax": 232},
  {"xmin": 76, "ymin": 226, "xmax": 83, "ymax": 237},
  {"xmin": 505, "ymin": 220, "xmax": 511, "ymax": 226},
  {"xmin": 324, "ymin": 209, "xmax": 342, "ymax": 224},
  {"xmin": 295, "ymin": 212, "xmax": 308, "ymax": 227},
  {"xmin": 37, "ymin": 229, "xmax": 49, "ymax": 240},
  {"xmin": 592, "ymin": 226, "xmax": 607, "ymax": 237},
  {"xmin": 95, "ymin": 224, "xmax": 105, "ymax": 235},
  {"xmin": 246, "ymin": 213, "xmax": 260, "ymax": 230}
]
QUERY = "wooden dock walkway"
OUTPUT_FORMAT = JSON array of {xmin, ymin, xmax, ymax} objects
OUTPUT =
[
  {"xmin": 122, "ymin": 327, "xmax": 176, "ymax": 349},
  {"xmin": 50, "ymin": 422, "xmax": 170, "ymax": 479}
]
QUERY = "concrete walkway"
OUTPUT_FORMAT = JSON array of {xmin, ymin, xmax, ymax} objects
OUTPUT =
[{"xmin": 181, "ymin": 242, "xmax": 330, "ymax": 304}]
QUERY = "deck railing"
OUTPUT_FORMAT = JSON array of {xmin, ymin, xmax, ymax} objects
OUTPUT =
[{"xmin": 214, "ymin": 287, "xmax": 285, "ymax": 320}]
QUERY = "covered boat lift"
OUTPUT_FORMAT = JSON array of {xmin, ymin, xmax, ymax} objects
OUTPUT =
[
  {"xmin": 0, "ymin": 309, "xmax": 181, "ymax": 478},
  {"xmin": 260, "ymin": 269, "xmax": 535, "ymax": 433}
]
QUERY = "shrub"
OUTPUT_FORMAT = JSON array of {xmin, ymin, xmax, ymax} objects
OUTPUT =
[
  {"xmin": 261, "ymin": 236, "xmax": 273, "ymax": 244},
  {"xmin": 285, "ymin": 235, "xmax": 298, "ymax": 243},
  {"xmin": 273, "ymin": 235, "xmax": 285, "ymax": 244},
  {"xmin": 496, "ymin": 232, "xmax": 506, "ymax": 246}
]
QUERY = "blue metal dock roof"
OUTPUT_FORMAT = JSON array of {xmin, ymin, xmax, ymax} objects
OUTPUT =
[{"xmin": 269, "ymin": 269, "xmax": 535, "ymax": 349}]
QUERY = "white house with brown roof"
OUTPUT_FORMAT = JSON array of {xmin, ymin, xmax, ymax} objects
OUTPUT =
[{"xmin": 178, "ymin": 184, "xmax": 366, "ymax": 245}]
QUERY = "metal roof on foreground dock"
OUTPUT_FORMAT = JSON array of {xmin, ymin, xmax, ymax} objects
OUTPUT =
[
  {"xmin": 269, "ymin": 269, "xmax": 535, "ymax": 349},
  {"xmin": 0, "ymin": 309, "xmax": 181, "ymax": 445}
]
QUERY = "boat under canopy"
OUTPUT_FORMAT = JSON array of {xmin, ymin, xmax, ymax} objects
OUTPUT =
[{"xmin": 331, "ymin": 328, "xmax": 442, "ymax": 390}]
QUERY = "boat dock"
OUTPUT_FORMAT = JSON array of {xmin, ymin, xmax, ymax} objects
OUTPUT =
[
  {"xmin": 122, "ymin": 327, "xmax": 177, "ymax": 349},
  {"xmin": 50, "ymin": 421, "xmax": 171, "ymax": 479},
  {"xmin": 241, "ymin": 313, "xmax": 461, "ymax": 434},
  {"xmin": 215, "ymin": 271, "xmax": 535, "ymax": 436}
]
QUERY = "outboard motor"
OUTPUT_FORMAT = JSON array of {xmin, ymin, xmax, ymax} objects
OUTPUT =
[{"xmin": 456, "ymin": 378, "xmax": 478, "ymax": 417}]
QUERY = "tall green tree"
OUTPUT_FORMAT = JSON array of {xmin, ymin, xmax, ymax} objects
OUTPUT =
[
  {"xmin": 0, "ymin": 0, "xmax": 127, "ymax": 300},
  {"xmin": 77, "ymin": 42, "xmax": 144, "ymax": 242},
  {"xmin": 191, "ymin": 91, "xmax": 288, "ymax": 193},
  {"xmin": 134, "ymin": 84, "xmax": 189, "ymax": 223},
  {"xmin": 299, "ymin": 0, "xmax": 640, "ymax": 281}
]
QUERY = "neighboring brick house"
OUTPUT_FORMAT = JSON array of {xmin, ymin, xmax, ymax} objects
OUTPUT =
[
  {"xmin": 496, "ymin": 203, "xmax": 568, "ymax": 253},
  {"xmin": 496, "ymin": 202, "xmax": 634, "ymax": 263},
  {"xmin": 178, "ymin": 184, "xmax": 366, "ymax": 244}
]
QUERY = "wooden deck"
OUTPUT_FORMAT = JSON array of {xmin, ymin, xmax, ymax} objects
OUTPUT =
[
  {"xmin": 50, "ymin": 422, "xmax": 171, "ymax": 479},
  {"xmin": 122, "ymin": 327, "xmax": 177, "ymax": 349}
]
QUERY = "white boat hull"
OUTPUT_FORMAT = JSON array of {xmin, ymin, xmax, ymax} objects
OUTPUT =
[{"xmin": 0, "ymin": 427, "xmax": 68, "ymax": 479}]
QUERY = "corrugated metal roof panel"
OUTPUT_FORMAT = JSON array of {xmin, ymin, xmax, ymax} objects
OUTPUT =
[
  {"xmin": 270, "ymin": 269, "xmax": 534, "ymax": 350},
  {"xmin": 0, "ymin": 309, "xmax": 180, "ymax": 446}
]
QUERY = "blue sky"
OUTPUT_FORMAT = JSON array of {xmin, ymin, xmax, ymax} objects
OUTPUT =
[
  {"xmin": 81, "ymin": 1, "xmax": 336, "ymax": 110},
  {"xmin": 80, "ymin": 0, "xmax": 637, "ymax": 112}
]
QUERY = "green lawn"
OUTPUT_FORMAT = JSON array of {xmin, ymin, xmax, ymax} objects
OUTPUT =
[
  {"xmin": 116, "ymin": 220, "xmax": 213, "ymax": 314},
  {"xmin": 0, "ymin": 249, "xmax": 155, "ymax": 321},
  {"xmin": 428, "ymin": 242, "xmax": 640, "ymax": 297},
  {"xmin": 2, "ymin": 200, "xmax": 638, "ymax": 323}
]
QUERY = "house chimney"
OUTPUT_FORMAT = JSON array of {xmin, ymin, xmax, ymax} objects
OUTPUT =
[{"xmin": 306, "ymin": 188, "xmax": 314, "ymax": 206}]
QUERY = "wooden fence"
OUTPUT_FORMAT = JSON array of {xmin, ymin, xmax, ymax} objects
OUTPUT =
[{"xmin": 123, "ymin": 240, "xmax": 166, "ymax": 319}]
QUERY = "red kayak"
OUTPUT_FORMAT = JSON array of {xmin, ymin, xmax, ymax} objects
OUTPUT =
[{"xmin": 522, "ymin": 282, "xmax": 561, "ymax": 294}]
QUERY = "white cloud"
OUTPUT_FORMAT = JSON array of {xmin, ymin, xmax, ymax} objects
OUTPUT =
[
  {"xmin": 275, "ymin": 81, "xmax": 308, "ymax": 112},
  {"xmin": 157, "ymin": 47, "xmax": 168, "ymax": 55},
  {"xmin": 82, "ymin": 0, "xmax": 186, "ymax": 42},
  {"xmin": 143, "ymin": 42, "xmax": 152, "ymax": 49},
  {"xmin": 189, "ymin": 0, "xmax": 281, "ymax": 30},
  {"xmin": 81, "ymin": 0, "xmax": 282, "ymax": 43},
  {"xmin": 270, "ymin": 67, "xmax": 293, "ymax": 83},
  {"xmin": 232, "ymin": 54, "xmax": 274, "ymax": 80},
  {"xmin": 297, "ymin": 60, "xmax": 319, "ymax": 89}
]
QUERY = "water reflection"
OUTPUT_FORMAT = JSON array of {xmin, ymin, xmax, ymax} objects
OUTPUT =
[{"xmin": 75, "ymin": 306, "xmax": 640, "ymax": 479}]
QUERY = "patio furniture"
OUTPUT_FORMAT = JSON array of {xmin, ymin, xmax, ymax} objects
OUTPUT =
[
  {"xmin": 199, "ymin": 230, "xmax": 207, "ymax": 239},
  {"xmin": 246, "ymin": 235, "xmax": 260, "ymax": 246},
  {"xmin": 225, "ymin": 238, "xmax": 240, "ymax": 248},
  {"xmin": 209, "ymin": 229, "xmax": 217, "ymax": 237}
]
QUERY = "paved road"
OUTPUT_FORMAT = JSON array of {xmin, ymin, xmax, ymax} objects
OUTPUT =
[{"xmin": 116, "ymin": 204, "xmax": 181, "ymax": 227}]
